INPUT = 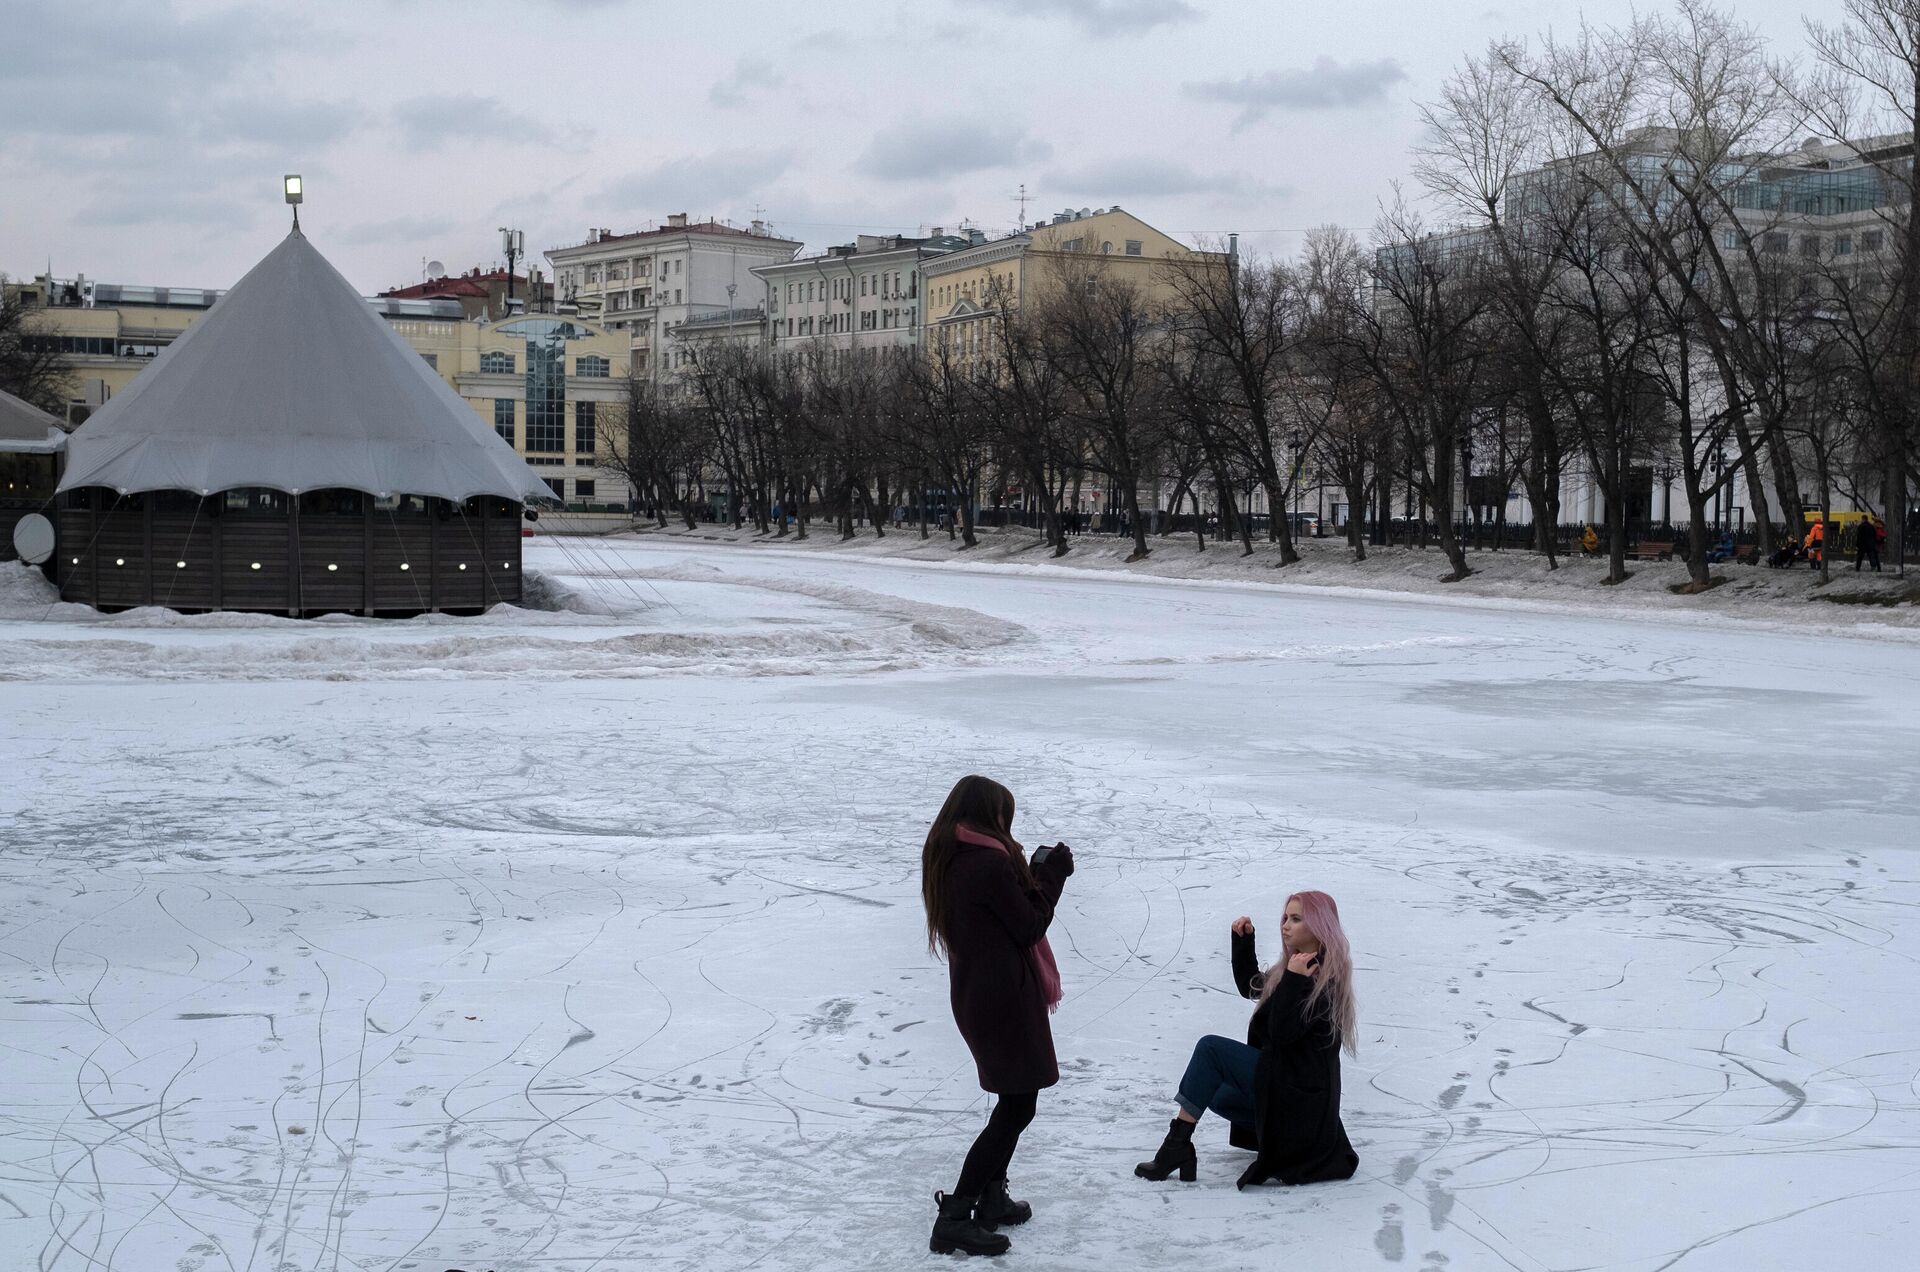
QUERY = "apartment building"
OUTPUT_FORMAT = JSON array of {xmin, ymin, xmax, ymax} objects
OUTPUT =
[
  {"xmin": 755, "ymin": 229, "xmax": 977, "ymax": 358},
  {"xmin": 923, "ymin": 206, "xmax": 1210, "ymax": 361},
  {"xmin": 543, "ymin": 214, "xmax": 800, "ymax": 383},
  {"xmin": 7, "ymin": 273, "xmax": 629, "ymax": 507}
]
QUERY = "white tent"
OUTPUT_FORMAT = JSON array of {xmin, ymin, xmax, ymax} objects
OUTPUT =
[
  {"xmin": 0, "ymin": 388, "xmax": 66, "ymax": 455},
  {"xmin": 57, "ymin": 230, "xmax": 556, "ymax": 504}
]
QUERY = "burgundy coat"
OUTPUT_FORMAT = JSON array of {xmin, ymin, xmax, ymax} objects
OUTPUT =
[{"xmin": 941, "ymin": 839, "xmax": 1069, "ymax": 1093}]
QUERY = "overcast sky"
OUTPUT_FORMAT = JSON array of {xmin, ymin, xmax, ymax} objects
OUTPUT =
[{"xmin": 3, "ymin": 0, "xmax": 1820, "ymax": 296}]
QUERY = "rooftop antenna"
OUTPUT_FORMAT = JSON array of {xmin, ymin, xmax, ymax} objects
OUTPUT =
[
  {"xmin": 1010, "ymin": 183, "xmax": 1031, "ymax": 231},
  {"xmin": 283, "ymin": 174, "xmax": 303, "ymax": 232}
]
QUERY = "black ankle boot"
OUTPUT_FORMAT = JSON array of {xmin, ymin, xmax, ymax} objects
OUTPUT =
[
  {"xmin": 975, "ymin": 1177, "xmax": 1032, "ymax": 1228},
  {"xmin": 1134, "ymin": 1117, "xmax": 1198, "ymax": 1182},
  {"xmin": 930, "ymin": 1191, "xmax": 1011, "ymax": 1257}
]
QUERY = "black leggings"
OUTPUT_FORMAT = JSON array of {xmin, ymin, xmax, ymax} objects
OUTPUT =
[{"xmin": 953, "ymin": 1091, "xmax": 1038, "ymax": 1198}]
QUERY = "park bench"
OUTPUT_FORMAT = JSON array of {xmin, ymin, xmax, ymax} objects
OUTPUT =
[{"xmin": 1630, "ymin": 541, "xmax": 1674, "ymax": 561}]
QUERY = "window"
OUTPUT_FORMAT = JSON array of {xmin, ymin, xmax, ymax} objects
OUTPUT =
[
  {"xmin": 480, "ymin": 350, "xmax": 514, "ymax": 374},
  {"xmin": 575, "ymin": 401, "xmax": 597, "ymax": 453},
  {"xmin": 493, "ymin": 398, "xmax": 515, "ymax": 442},
  {"xmin": 1720, "ymin": 229, "xmax": 1739, "ymax": 250},
  {"xmin": 575, "ymin": 479, "xmax": 596, "ymax": 500},
  {"xmin": 1835, "ymin": 235, "xmax": 1853, "ymax": 256},
  {"xmin": 1101, "ymin": 241, "xmax": 1113, "ymax": 254},
  {"xmin": 1124, "ymin": 239, "xmax": 1143, "ymax": 256},
  {"xmin": 1863, "ymin": 230, "xmax": 1886, "ymax": 252},
  {"xmin": 420, "ymin": 353, "xmax": 438, "ymax": 369},
  {"xmin": 524, "ymin": 327, "xmax": 567, "ymax": 453},
  {"xmin": 1762, "ymin": 231, "xmax": 1788, "ymax": 254},
  {"xmin": 1800, "ymin": 235, "xmax": 1821, "ymax": 259},
  {"xmin": 545, "ymin": 477, "xmax": 565, "ymax": 497},
  {"xmin": 674, "ymin": 289, "xmax": 682, "ymax": 304},
  {"xmin": 576, "ymin": 354, "xmax": 610, "ymax": 377}
]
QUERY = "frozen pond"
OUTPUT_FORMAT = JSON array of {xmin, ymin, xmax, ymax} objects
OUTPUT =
[{"xmin": 2, "ymin": 539, "xmax": 1916, "ymax": 1271}]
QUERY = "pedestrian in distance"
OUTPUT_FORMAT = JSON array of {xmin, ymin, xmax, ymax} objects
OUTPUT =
[
  {"xmin": 1855, "ymin": 516, "xmax": 1884, "ymax": 572},
  {"xmin": 1134, "ymin": 892, "xmax": 1360, "ymax": 1190},
  {"xmin": 921, "ymin": 775, "xmax": 1075, "ymax": 1257}
]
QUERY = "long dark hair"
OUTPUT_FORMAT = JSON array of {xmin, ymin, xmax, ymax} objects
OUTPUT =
[{"xmin": 922, "ymin": 774, "xmax": 1029, "ymax": 955}]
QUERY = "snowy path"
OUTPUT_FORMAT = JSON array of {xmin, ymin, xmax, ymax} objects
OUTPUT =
[{"xmin": 1, "ymin": 542, "xmax": 1915, "ymax": 1272}]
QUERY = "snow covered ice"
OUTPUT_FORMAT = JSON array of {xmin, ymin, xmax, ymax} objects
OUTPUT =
[{"xmin": 2, "ymin": 539, "xmax": 1916, "ymax": 1271}]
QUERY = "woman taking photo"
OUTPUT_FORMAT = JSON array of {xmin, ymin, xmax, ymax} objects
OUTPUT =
[
  {"xmin": 1135, "ymin": 890, "xmax": 1359, "ymax": 1190},
  {"xmin": 922, "ymin": 775, "xmax": 1075, "ymax": 1257}
]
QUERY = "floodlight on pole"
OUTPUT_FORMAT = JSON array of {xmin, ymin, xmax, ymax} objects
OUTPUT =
[{"xmin": 284, "ymin": 174, "xmax": 304, "ymax": 231}]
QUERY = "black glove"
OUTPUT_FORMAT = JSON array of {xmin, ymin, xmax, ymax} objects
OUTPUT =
[{"xmin": 1036, "ymin": 843, "xmax": 1075, "ymax": 879}]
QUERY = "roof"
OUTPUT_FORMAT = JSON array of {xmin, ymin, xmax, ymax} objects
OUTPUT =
[
  {"xmin": 550, "ymin": 220, "xmax": 801, "ymax": 254},
  {"xmin": 57, "ymin": 230, "xmax": 558, "ymax": 504},
  {"xmin": 379, "ymin": 270, "xmax": 535, "ymax": 300},
  {"xmin": 0, "ymin": 388, "xmax": 67, "ymax": 454}
]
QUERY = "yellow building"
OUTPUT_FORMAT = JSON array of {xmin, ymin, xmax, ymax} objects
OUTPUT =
[
  {"xmin": 922, "ymin": 206, "xmax": 1209, "ymax": 360},
  {"xmin": 6, "ymin": 275, "xmax": 630, "ymax": 508}
]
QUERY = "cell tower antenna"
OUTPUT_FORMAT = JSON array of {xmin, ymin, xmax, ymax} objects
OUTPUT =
[{"xmin": 1010, "ymin": 183, "xmax": 1031, "ymax": 231}]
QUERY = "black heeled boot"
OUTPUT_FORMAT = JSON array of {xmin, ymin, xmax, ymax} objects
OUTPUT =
[
  {"xmin": 1134, "ymin": 1117, "xmax": 1198, "ymax": 1182},
  {"xmin": 930, "ymin": 1191, "xmax": 1011, "ymax": 1257},
  {"xmin": 975, "ymin": 1177, "xmax": 1032, "ymax": 1228}
]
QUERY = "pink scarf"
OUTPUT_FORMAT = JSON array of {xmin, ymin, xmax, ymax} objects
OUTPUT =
[{"xmin": 956, "ymin": 824, "xmax": 1064, "ymax": 1011}]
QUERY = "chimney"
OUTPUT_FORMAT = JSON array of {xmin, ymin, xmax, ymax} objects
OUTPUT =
[
  {"xmin": 668, "ymin": 212, "xmax": 689, "ymax": 228},
  {"xmin": 587, "ymin": 227, "xmax": 602, "ymax": 244},
  {"xmin": 750, "ymin": 219, "xmax": 766, "ymax": 235},
  {"xmin": 969, "ymin": 228, "xmax": 987, "ymax": 245}
]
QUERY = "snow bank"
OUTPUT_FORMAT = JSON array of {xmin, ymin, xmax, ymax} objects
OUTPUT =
[{"xmin": 641, "ymin": 523, "xmax": 1920, "ymax": 636}]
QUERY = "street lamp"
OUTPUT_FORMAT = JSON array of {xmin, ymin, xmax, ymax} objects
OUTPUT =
[
  {"xmin": 1289, "ymin": 428, "xmax": 1303, "ymax": 535},
  {"xmin": 1711, "ymin": 448, "xmax": 1726, "ymax": 533},
  {"xmin": 1459, "ymin": 431, "xmax": 1474, "ymax": 542},
  {"xmin": 283, "ymin": 174, "xmax": 303, "ymax": 231}
]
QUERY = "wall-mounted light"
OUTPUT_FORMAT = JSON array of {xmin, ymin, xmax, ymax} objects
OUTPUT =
[
  {"xmin": 326, "ymin": 563, "xmax": 338, "ymax": 572},
  {"xmin": 176, "ymin": 561, "xmax": 186, "ymax": 569},
  {"xmin": 399, "ymin": 563, "xmax": 410, "ymax": 571},
  {"xmin": 458, "ymin": 563, "xmax": 468, "ymax": 571},
  {"xmin": 250, "ymin": 562, "xmax": 262, "ymax": 570},
  {"xmin": 114, "ymin": 558, "xmax": 125, "ymax": 566}
]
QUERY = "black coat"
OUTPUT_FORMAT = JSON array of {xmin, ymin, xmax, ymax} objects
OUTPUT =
[
  {"xmin": 1226, "ymin": 930, "xmax": 1359, "ymax": 1188},
  {"xmin": 942, "ymin": 840, "xmax": 1069, "ymax": 1093}
]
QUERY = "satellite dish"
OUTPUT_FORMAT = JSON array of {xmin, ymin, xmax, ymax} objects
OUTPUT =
[
  {"xmin": 427, "ymin": 260, "xmax": 446, "ymax": 278},
  {"xmin": 12, "ymin": 513, "xmax": 55, "ymax": 565}
]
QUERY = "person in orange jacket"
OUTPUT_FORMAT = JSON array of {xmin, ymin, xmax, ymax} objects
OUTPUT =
[{"xmin": 1804, "ymin": 519, "xmax": 1825, "ymax": 568}]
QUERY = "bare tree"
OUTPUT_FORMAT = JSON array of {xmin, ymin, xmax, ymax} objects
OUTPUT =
[
  {"xmin": 0, "ymin": 289, "xmax": 75, "ymax": 417},
  {"xmin": 1039, "ymin": 257, "xmax": 1166, "ymax": 561},
  {"xmin": 1161, "ymin": 244, "xmax": 1304, "ymax": 562}
]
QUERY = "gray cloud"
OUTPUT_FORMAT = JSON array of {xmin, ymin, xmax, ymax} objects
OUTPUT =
[
  {"xmin": 337, "ymin": 216, "xmax": 456, "ymax": 247},
  {"xmin": 599, "ymin": 149, "xmax": 796, "ymax": 215},
  {"xmin": 391, "ymin": 95, "xmax": 559, "ymax": 150},
  {"xmin": 75, "ymin": 188, "xmax": 259, "ymax": 233},
  {"xmin": 1186, "ymin": 58, "xmax": 1409, "ymax": 131},
  {"xmin": 710, "ymin": 58, "xmax": 784, "ymax": 109},
  {"xmin": 860, "ymin": 121, "xmax": 1051, "ymax": 181},
  {"xmin": 201, "ymin": 98, "xmax": 366, "ymax": 149},
  {"xmin": 956, "ymin": 0, "xmax": 1200, "ymax": 38},
  {"xmin": 1043, "ymin": 158, "xmax": 1287, "ymax": 200}
]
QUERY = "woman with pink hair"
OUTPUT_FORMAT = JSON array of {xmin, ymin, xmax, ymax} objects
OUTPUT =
[{"xmin": 1135, "ymin": 890, "xmax": 1359, "ymax": 1189}]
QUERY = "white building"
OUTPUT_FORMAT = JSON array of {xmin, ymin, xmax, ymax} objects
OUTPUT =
[
  {"xmin": 543, "ymin": 215, "xmax": 800, "ymax": 384},
  {"xmin": 755, "ymin": 230, "xmax": 978, "ymax": 359}
]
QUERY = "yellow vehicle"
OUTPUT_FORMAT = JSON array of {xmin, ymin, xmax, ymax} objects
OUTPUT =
[{"xmin": 1803, "ymin": 510, "xmax": 1875, "ymax": 529}]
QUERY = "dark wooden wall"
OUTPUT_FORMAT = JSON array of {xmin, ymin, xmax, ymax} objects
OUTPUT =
[{"xmin": 57, "ymin": 489, "xmax": 524, "ymax": 615}]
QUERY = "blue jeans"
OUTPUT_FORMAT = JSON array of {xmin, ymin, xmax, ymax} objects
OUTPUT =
[{"xmin": 1176, "ymin": 1034, "xmax": 1259, "ymax": 1124}]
